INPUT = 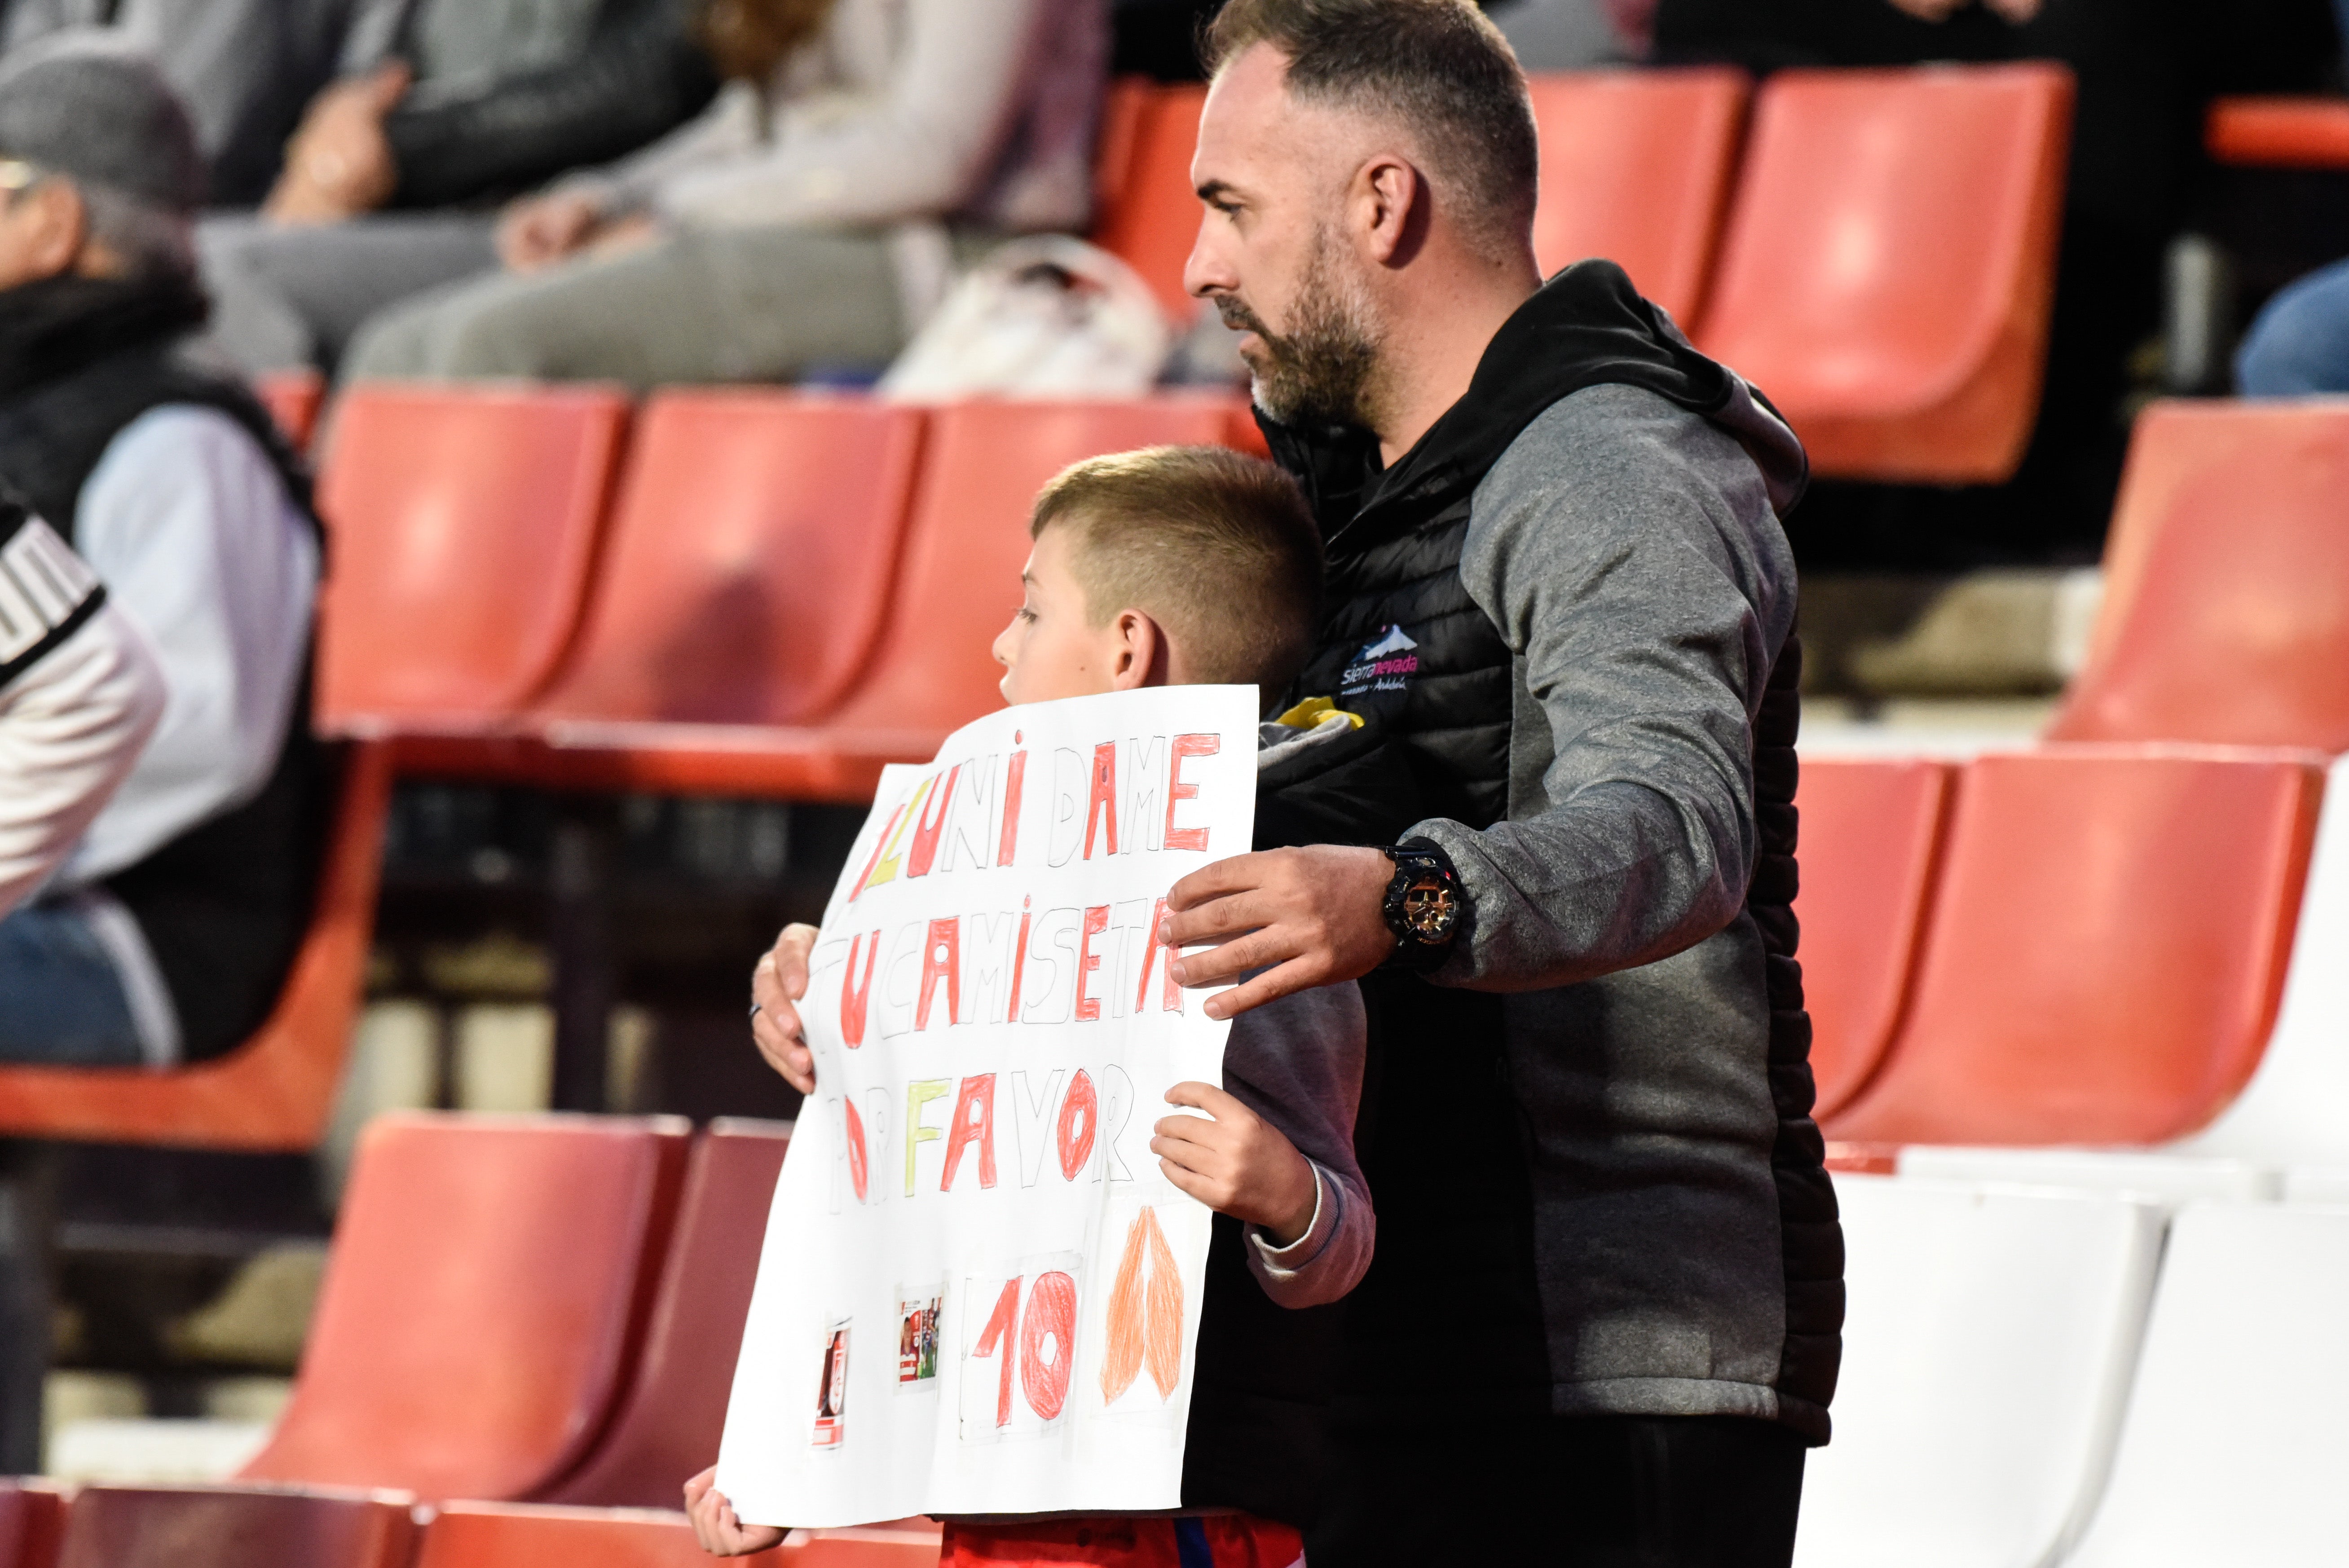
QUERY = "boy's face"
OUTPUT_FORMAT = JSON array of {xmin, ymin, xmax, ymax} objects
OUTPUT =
[{"xmin": 994, "ymin": 524, "xmax": 1151, "ymax": 706}]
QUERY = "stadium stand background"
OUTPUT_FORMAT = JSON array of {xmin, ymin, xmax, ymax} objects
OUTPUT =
[{"xmin": 7, "ymin": 0, "xmax": 2349, "ymax": 1560}]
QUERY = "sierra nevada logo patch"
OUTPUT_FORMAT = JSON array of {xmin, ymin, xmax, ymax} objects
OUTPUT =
[{"xmin": 1342, "ymin": 624, "xmax": 1419, "ymax": 695}]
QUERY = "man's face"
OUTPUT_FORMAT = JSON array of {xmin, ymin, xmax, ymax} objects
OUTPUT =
[
  {"xmin": 1183, "ymin": 44, "xmax": 1386, "ymax": 429},
  {"xmin": 992, "ymin": 524, "xmax": 1133, "ymax": 707},
  {"xmin": 0, "ymin": 171, "xmax": 84, "ymax": 292}
]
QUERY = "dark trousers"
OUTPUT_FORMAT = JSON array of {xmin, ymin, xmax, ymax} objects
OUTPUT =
[{"xmin": 1307, "ymin": 1412, "xmax": 1807, "ymax": 1568}]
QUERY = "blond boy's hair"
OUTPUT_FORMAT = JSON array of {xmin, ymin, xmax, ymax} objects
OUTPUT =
[{"xmin": 1030, "ymin": 445, "xmax": 1323, "ymax": 693}]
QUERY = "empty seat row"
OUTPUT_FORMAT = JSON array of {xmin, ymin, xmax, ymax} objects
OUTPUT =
[
  {"xmin": 1801, "ymin": 1179, "xmax": 2349, "ymax": 1568},
  {"xmin": 1860, "ymin": 742, "xmax": 2349, "ymax": 1183},
  {"xmin": 236, "ymin": 1113, "xmax": 787, "ymax": 1505},
  {"xmin": 1094, "ymin": 65, "xmax": 2073, "ymax": 483},
  {"xmin": 1794, "ymin": 746, "xmax": 2323, "ymax": 1148},
  {"xmin": 313, "ymin": 387, "xmax": 1256, "ymax": 801},
  {"xmin": 0, "ymin": 1482, "xmax": 940, "ymax": 1568},
  {"xmin": 0, "ymin": 1114, "xmax": 947, "ymax": 1568}
]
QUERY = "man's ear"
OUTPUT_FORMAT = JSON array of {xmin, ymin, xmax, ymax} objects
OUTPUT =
[
  {"xmin": 33, "ymin": 182, "xmax": 97, "ymax": 280},
  {"xmin": 1108, "ymin": 608, "xmax": 1173, "ymax": 690},
  {"xmin": 1352, "ymin": 154, "xmax": 1424, "ymax": 268}
]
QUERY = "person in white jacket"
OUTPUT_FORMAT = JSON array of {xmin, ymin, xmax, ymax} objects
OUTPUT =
[
  {"xmin": 339, "ymin": 0, "xmax": 1107, "ymax": 392},
  {"xmin": 0, "ymin": 504, "xmax": 164, "ymax": 920}
]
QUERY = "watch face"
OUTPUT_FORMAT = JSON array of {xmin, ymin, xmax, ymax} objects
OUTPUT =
[{"xmin": 1401, "ymin": 876, "xmax": 1456, "ymax": 942}]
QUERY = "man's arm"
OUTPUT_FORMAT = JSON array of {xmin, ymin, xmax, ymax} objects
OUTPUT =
[
  {"xmin": 63, "ymin": 409, "xmax": 317, "ymax": 885},
  {"xmin": 646, "ymin": 0, "xmax": 1053, "ymax": 230},
  {"xmin": 1163, "ymin": 387, "xmax": 1794, "ymax": 1012},
  {"xmin": 1401, "ymin": 388, "xmax": 1790, "ymax": 989},
  {"xmin": 383, "ymin": 0, "xmax": 719, "ymax": 209},
  {"xmin": 0, "ymin": 513, "xmax": 165, "ymax": 916}
]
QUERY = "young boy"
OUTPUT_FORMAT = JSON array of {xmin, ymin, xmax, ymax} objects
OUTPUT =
[{"xmin": 687, "ymin": 446, "xmax": 1372, "ymax": 1568}]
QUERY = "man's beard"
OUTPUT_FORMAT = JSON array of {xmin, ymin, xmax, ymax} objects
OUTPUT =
[{"xmin": 1213, "ymin": 236, "xmax": 1384, "ymax": 429}]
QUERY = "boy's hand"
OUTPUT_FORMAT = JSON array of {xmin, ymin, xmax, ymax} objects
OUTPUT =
[
  {"xmin": 1160, "ymin": 845, "xmax": 1397, "ymax": 1019},
  {"xmin": 685, "ymin": 1466, "xmax": 786, "ymax": 1556},
  {"xmin": 1152, "ymin": 1084, "xmax": 1318, "ymax": 1244},
  {"xmin": 750, "ymin": 923, "xmax": 820, "ymax": 1092}
]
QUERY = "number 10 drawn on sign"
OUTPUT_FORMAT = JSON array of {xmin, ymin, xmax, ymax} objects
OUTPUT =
[{"xmin": 962, "ymin": 1264, "xmax": 1079, "ymax": 1440}]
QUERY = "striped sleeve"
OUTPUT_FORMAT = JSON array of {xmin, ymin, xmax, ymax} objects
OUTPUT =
[{"xmin": 0, "ymin": 504, "xmax": 107, "ymax": 693}]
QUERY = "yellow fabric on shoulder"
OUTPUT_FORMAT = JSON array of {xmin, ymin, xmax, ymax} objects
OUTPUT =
[{"xmin": 1272, "ymin": 696, "xmax": 1364, "ymax": 731}]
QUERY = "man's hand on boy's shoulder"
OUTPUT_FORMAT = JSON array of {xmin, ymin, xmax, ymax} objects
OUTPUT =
[
  {"xmin": 1160, "ymin": 845, "xmax": 1396, "ymax": 1019},
  {"xmin": 750, "ymin": 923, "xmax": 820, "ymax": 1093}
]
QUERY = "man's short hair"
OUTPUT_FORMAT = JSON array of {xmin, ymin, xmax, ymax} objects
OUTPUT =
[
  {"xmin": 1204, "ymin": 0, "xmax": 1538, "ymax": 253},
  {"xmin": 1031, "ymin": 445, "xmax": 1323, "ymax": 695}
]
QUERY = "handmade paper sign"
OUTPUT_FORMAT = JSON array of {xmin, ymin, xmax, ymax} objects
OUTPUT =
[{"xmin": 716, "ymin": 685, "xmax": 1259, "ymax": 1526}]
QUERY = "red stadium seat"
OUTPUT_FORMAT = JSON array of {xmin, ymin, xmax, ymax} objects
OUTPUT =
[
  {"xmin": 1694, "ymin": 64, "xmax": 2072, "ymax": 484},
  {"xmin": 0, "ymin": 740, "xmax": 393, "ymax": 1149},
  {"xmin": 314, "ymin": 384, "xmax": 629, "ymax": 737},
  {"xmin": 545, "ymin": 1120, "xmax": 792, "ymax": 1508},
  {"xmin": 240, "ymin": 1113, "xmax": 689, "ymax": 1500},
  {"xmin": 1829, "ymin": 749, "xmax": 2322, "ymax": 1148},
  {"xmin": 2206, "ymin": 96, "xmax": 2349, "ymax": 168},
  {"xmin": 416, "ymin": 1503, "xmax": 940, "ymax": 1568},
  {"xmin": 0, "ymin": 1480, "xmax": 65, "ymax": 1568},
  {"xmin": 2048, "ymin": 401, "xmax": 2349, "ymax": 752},
  {"xmin": 531, "ymin": 393, "xmax": 925, "ymax": 728},
  {"xmin": 1525, "ymin": 68, "xmax": 1748, "ymax": 324},
  {"xmin": 1792, "ymin": 758, "xmax": 1951, "ymax": 1120},
  {"xmin": 525, "ymin": 396, "xmax": 1250, "ymax": 801},
  {"xmin": 252, "ymin": 370, "xmax": 325, "ymax": 453},
  {"xmin": 55, "ymin": 1485, "xmax": 415, "ymax": 1568},
  {"xmin": 1091, "ymin": 83, "xmax": 1210, "ymax": 320}
]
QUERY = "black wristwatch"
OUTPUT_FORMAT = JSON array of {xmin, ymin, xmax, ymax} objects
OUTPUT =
[{"xmin": 1379, "ymin": 838, "xmax": 1463, "ymax": 972}]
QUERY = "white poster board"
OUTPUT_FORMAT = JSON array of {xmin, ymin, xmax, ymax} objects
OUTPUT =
[{"xmin": 716, "ymin": 686, "xmax": 1259, "ymax": 1527}]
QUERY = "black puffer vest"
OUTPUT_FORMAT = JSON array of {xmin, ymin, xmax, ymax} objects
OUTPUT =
[
  {"xmin": 0, "ymin": 277, "xmax": 328, "ymax": 1061},
  {"xmin": 1253, "ymin": 263, "xmax": 1838, "ymax": 1435}
]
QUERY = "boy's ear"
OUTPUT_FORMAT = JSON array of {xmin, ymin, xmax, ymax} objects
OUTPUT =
[{"xmin": 1108, "ymin": 608, "xmax": 1173, "ymax": 691}]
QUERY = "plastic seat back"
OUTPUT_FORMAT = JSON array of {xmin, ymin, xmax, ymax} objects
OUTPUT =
[
  {"xmin": 315, "ymin": 384, "xmax": 628, "ymax": 735},
  {"xmin": 2206, "ymin": 96, "xmax": 2349, "ymax": 168},
  {"xmin": 253, "ymin": 370, "xmax": 325, "ymax": 453},
  {"xmin": 1090, "ymin": 83, "xmax": 1209, "ymax": 320},
  {"xmin": 2050, "ymin": 401, "xmax": 2349, "ymax": 750},
  {"xmin": 57, "ymin": 1485, "xmax": 415, "ymax": 1568},
  {"xmin": 1696, "ymin": 64, "xmax": 2071, "ymax": 483},
  {"xmin": 1831, "ymin": 749, "xmax": 2321, "ymax": 1147},
  {"xmin": 821, "ymin": 396, "xmax": 1247, "ymax": 737},
  {"xmin": 2174, "ymin": 754, "xmax": 2349, "ymax": 1164},
  {"xmin": 1791, "ymin": 758, "xmax": 1950, "ymax": 1119},
  {"xmin": 0, "ymin": 739, "xmax": 394, "ymax": 1149},
  {"xmin": 1526, "ymin": 68, "xmax": 1747, "ymax": 323},
  {"xmin": 418, "ymin": 1503, "xmax": 939, "ymax": 1568},
  {"xmin": 545, "ymin": 1120, "xmax": 792, "ymax": 1507},
  {"xmin": 1796, "ymin": 1177, "xmax": 2160, "ymax": 1568},
  {"xmin": 241, "ymin": 1112, "xmax": 689, "ymax": 1499},
  {"xmin": 532, "ymin": 394, "xmax": 924, "ymax": 728},
  {"xmin": 2067, "ymin": 1203, "xmax": 2349, "ymax": 1567},
  {"xmin": 0, "ymin": 1481, "xmax": 65, "ymax": 1568}
]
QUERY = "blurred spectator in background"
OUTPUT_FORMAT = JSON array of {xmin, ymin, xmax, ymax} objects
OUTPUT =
[
  {"xmin": 338, "ymin": 0, "xmax": 1107, "ymax": 393},
  {"xmin": 1485, "ymin": 0, "xmax": 1651, "ymax": 68},
  {"xmin": 1657, "ymin": 0, "xmax": 2338, "ymax": 567},
  {"xmin": 197, "ymin": 0, "xmax": 718, "ymax": 373},
  {"xmin": 2237, "ymin": 258, "xmax": 2349, "ymax": 395},
  {"xmin": 1, "ymin": 0, "xmax": 366, "ymax": 208},
  {"xmin": 0, "ymin": 38, "xmax": 325, "ymax": 1066},
  {"xmin": 0, "ymin": 496, "xmax": 164, "ymax": 921}
]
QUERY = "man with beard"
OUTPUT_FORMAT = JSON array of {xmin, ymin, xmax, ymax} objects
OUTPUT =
[
  {"xmin": 1150, "ymin": 3, "xmax": 1836, "ymax": 1561},
  {"xmin": 0, "ymin": 35, "xmax": 324, "ymax": 1067},
  {"xmin": 750, "ymin": 3, "xmax": 1838, "ymax": 1559}
]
